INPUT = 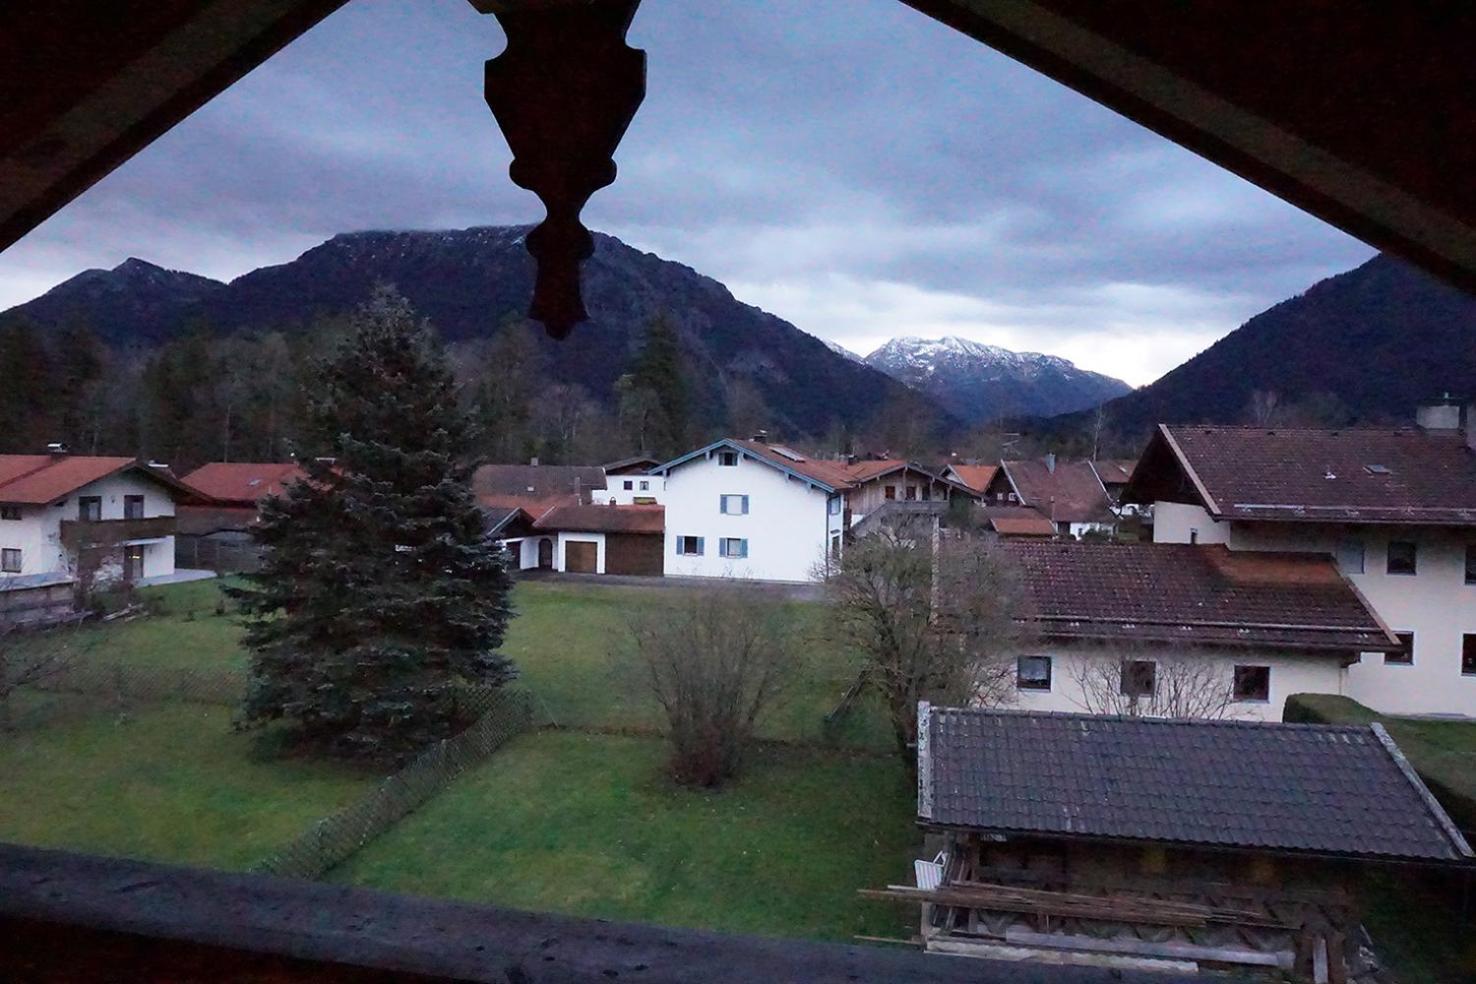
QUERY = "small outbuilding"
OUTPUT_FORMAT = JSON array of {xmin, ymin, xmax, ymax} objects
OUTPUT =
[{"xmin": 890, "ymin": 706, "xmax": 1472, "ymax": 980}]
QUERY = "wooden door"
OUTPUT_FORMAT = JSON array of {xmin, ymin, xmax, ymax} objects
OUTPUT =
[
  {"xmin": 564, "ymin": 540, "xmax": 597, "ymax": 573},
  {"xmin": 537, "ymin": 538, "xmax": 554, "ymax": 568},
  {"xmin": 123, "ymin": 545, "xmax": 145, "ymax": 582}
]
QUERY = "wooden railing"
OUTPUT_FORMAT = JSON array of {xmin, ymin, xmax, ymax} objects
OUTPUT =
[{"xmin": 59, "ymin": 516, "xmax": 176, "ymax": 549}]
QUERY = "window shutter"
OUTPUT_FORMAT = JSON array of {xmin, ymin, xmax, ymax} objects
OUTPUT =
[
  {"xmin": 697, "ymin": 537, "xmax": 705, "ymax": 556},
  {"xmin": 739, "ymin": 539, "xmax": 748, "ymax": 559},
  {"xmin": 741, "ymin": 495, "xmax": 749, "ymax": 514},
  {"xmin": 719, "ymin": 494, "xmax": 725, "ymax": 513}
]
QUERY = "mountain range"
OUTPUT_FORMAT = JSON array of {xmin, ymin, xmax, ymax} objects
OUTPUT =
[
  {"xmin": 1063, "ymin": 253, "xmax": 1476, "ymax": 434},
  {"xmin": 863, "ymin": 336, "xmax": 1131, "ymax": 422}
]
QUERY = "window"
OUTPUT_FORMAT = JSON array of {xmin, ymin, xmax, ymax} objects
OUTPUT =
[
  {"xmin": 124, "ymin": 495, "xmax": 145, "ymax": 520},
  {"xmin": 720, "ymin": 494, "xmax": 749, "ymax": 515},
  {"xmin": 1336, "ymin": 537, "xmax": 1365, "ymax": 574},
  {"xmin": 1016, "ymin": 655, "xmax": 1052, "ymax": 691},
  {"xmin": 1120, "ymin": 659, "xmax": 1157, "ymax": 697},
  {"xmin": 78, "ymin": 495, "xmax": 101, "ymax": 521},
  {"xmin": 718, "ymin": 451, "xmax": 739, "ymax": 467},
  {"xmin": 828, "ymin": 496, "xmax": 842, "ymax": 516},
  {"xmin": 1386, "ymin": 540, "xmax": 1418, "ymax": 575},
  {"xmin": 719, "ymin": 537, "xmax": 748, "ymax": 559},
  {"xmin": 1, "ymin": 548, "xmax": 20, "ymax": 573},
  {"xmin": 623, "ymin": 480, "xmax": 633, "ymax": 490},
  {"xmin": 1386, "ymin": 631, "xmax": 1414, "ymax": 665},
  {"xmin": 639, "ymin": 480, "xmax": 650, "ymax": 491},
  {"xmin": 0, "ymin": 505, "xmax": 19, "ymax": 521},
  {"xmin": 921, "ymin": 487, "xmax": 931, "ymax": 501},
  {"xmin": 1233, "ymin": 665, "xmax": 1271, "ymax": 702},
  {"xmin": 1466, "ymin": 545, "xmax": 1476, "ymax": 585},
  {"xmin": 677, "ymin": 536, "xmax": 704, "ymax": 556},
  {"xmin": 905, "ymin": 485, "xmax": 917, "ymax": 501},
  {"xmin": 884, "ymin": 485, "xmax": 896, "ymax": 501},
  {"xmin": 1463, "ymin": 635, "xmax": 1476, "ymax": 676}
]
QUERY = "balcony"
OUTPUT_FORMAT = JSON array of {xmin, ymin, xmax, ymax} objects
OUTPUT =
[{"xmin": 59, "ymin": 516, "xmax": 176, "ymax": 550}]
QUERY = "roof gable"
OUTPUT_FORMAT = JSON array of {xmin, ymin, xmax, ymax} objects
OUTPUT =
[
  {"xmin": 653, "ymin": 439, "xmax": 843, "ymax": 493},
  {"xmin": 921, "ymin": 706, "xmax": 1472, "ymax": 864},
  {"xmin": 1001, "ymin": 459, "xmax": 1113, "ymax": 523},
  {"xmin": 0, "ymin": 455, "xmax": 197, "ymax": 505}
]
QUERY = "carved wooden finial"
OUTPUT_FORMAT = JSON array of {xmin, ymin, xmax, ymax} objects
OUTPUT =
[{"xmin": 478, "ymin": 0, "xmax": 646, "ymax": 339}]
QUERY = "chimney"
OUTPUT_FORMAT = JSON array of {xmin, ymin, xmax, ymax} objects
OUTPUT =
[
  {"xmin": 1416, "ymin": 394, "xmax": 1462, "ymax": 431},
  {"xmin": 46, "ymin": 442, "xmax": 67, "ymax": 457},
  {"xmin": 1044, "ymin": 452, "xmax": 1056, "ymax": 473},
  {"xmin": 751, "ymin": 429, "xmax": 769, "ymax": 444},
  {"xmin": 529, "ymin": 456, "xmax": 540, "ymax": 467}
]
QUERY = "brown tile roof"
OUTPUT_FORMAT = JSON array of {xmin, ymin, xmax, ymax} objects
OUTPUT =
[
  {"xmin": 730, "ymin": 440, "xmax": 856, "ymax": 489},
  {"xmin": 1141, "ymin": 425, "xmax": 1476, "ymax": 526},
  {"xmin": 1091, "ymin": 459, "xmax": 1136, "ymax": 486},
  {"xmin": 180, "ymin": 462, "xmax": 305, "ymax": 505},
  {"xmin": 533, "ymin": 503, "xmax": 664, "ymax": 534},
  {"xmin": 946, "ymin": 463, "xmax": 998, "ymax": 493},
  {"xmin": 477, "ymin": 492, "xmax": 575, "ymax": 520},
  {"xmin": 0, "ymin": 455, "xmax": 197, "ymax": 505},
  {"xmin": 472, "ymin": 464, "xmax": 606, "ymax": 499},
  {"xmin": 921, "ymin": 707, "xmax": 1472, "ymax": 863},
  {"xmin": 1001, "ymin": 459, "xmax": 1113, "ymax": 524},
  {"xmin": 1003, "ymin": 540, "xmax": 1398, "ymax": 652},
  {"xmin": 984, "ymin": 506, "xmax": 1056, "ymax": 537}
]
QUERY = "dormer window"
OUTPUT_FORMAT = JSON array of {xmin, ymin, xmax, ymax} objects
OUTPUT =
[{"xmin": 718, "ymin": 451, "xmax": 739, "ymax": 467}]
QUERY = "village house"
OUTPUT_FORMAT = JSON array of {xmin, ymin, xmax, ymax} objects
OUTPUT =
[
  {"xmin": 1001, "ymin": 540, "xmax": 1399, "ymax": 721},
  {"xmin": 941, "ymin": 462, "xmax": 998, "ymax": 497},
  {"xmin": 1, "ymin": 449, "xmax": 196, "ymax": 623},
  {"xmin": 177, "ymin": 461, "xmax": 307, "ymax": 572},
  {"xmin": 983, "ymin": 456, "xmax": 1116, "ymax": 538},
  {"xmin": 1124, "ymin": 402, "xmax": 1476, "ymax": 716},
  {"xmin": 901, "ymin": 705, "xmax": 1471, "ymax": 979},
  {"xmin": 652, "ymin": 438, "xmax": 848, "ymax": 582}
]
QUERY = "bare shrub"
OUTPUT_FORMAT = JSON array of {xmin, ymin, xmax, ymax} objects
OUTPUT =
[
  {"xmin": 1070, "ymin": 650, "xmax": 1237, "ymax": 719},
  {"xmin": 824, "ymin": 529, "xmax": 1026, "ymax": 765},
  {"xmin": 0, "ymin": 587, "xmax": 85, "ymax": 733},
  {"xmin": 627, "ymin": 585, "xmax": 793, "ymax": 787}
]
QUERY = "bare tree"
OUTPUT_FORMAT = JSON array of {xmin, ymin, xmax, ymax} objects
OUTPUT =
[
  {"xmin": 824, "ymin": 529, "xmax": 1025, "ymax": 765},
  {"xmin": 0, "ymin": 582, "xmax": 83, "ymax": 733},
  {"xmin": 627, "ymin": 585, "xmax": 794, "ymax": 787},
  {"xmin": 1069, "ymin": 650, "xmax": 1237, "ymax": 719},
  {"xmin": 1246, "ymin": 389, "xmax": 1281, "ymax": 426}
]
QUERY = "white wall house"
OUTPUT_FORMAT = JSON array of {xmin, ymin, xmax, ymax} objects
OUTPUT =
[
  {"xmin": 1000, "ymin": 540, "xmax": 1398, "ymax": 722},
  {"xmin": 1126, "ymin": 415, "xmax": 1476, "ymax": 716},
  {"xmin": 1, "ymin": 455, "xmax": 190, "ymax": 612},
  {"xmin": 653, "ymin": 439, "xmax": 845, "ymax": 583},
  {"xmin": 592, "ymin": 473, "xmax": 666, "ymax": 506}
]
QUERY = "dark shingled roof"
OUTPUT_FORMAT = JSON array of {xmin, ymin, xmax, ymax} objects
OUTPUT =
[
  {"xmin": 533, "ymin": 503, "xmax": 664, "ymax": 534},
  {"xmin": 919, "ymin": 707, "xmax": 1473, "ymax": 864},
  {"xmin": 1004, "ymin": 540, "xmax": 1398, "ymax": 652},
  {"xmin": 1001, "ymin": 459, "xmax": 1114, "ymax": 524},
  {"xmin": 1129, "ymin": 424, "xmax": 1476, "ymax": 526},
  {"xmin": 472, "ymin": 464, "xmax": 606, "ymax": 499}
]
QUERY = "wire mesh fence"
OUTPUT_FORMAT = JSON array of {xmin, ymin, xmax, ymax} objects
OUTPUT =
[
  {"xmin": 34, "ymin": 661, "xmax": 245, "ymax": 706},
  {"xmin": 252, "ymin": 686, "xmax": 534, "ymax": 880}
]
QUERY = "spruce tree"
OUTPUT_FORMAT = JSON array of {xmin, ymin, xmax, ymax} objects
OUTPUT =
[
  {"xmin": 630, "ymin": 313, "xmax": 689, "ymax": 456},
  {"xmin": 231, "ymin": 286, "xmax": 515, "ymax": 762}
]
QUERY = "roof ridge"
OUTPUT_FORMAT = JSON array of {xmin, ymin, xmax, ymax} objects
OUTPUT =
[
  {"xmin": 937, "ymin": 705, "xmax": 1371, "ymax": 732},
  {"xmin": 1369, "ymin": 722, "xmax": 1475, "ymax": 858}
]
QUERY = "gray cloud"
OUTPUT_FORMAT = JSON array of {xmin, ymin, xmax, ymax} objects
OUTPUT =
[{"xmin": 0, "ymin": 0, "xmax": 1373, "ymax": 385}]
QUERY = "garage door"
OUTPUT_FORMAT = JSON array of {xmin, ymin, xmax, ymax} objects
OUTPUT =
[
  {"xmin": 564, "ymin": 540, "xmax": 598, "ymax": 573},
  {"xmin": 605, "ymin": 533, "xmax": 664, "ymax": 576}
]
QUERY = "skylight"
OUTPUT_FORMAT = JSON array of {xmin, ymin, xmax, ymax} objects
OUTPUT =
[
  {"xmin": 1365, "ymin": 464, "xmax": 1392, "ymax": 475},
  {"xmin": 770, "ymin": 446, "xmax": 806, "ymax": 462}
]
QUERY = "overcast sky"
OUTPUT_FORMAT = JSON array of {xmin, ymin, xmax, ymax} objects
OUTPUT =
[{"xmin": 0, "ymin": 0, "xmax": 1374, "ymax": 386}]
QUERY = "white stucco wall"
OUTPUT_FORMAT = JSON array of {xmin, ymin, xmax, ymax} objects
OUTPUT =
[
  {"xmin": 1150, "ymin": 501, "xmax": 1230, "ymax": 545},
  {"xmin": 593, "ymin": 474, "xmax": 665, "ymax": 505},
  {"xmin": 0, "ymin": 469, "xmax": 176, "ymax": 581},
  {"xmin": 660, "ymin": 449, "xmax": 841, "ymax": 582},
  {"xmin": 1006, "ymin": 643, "xmax": 1348, "ymax": 722}
]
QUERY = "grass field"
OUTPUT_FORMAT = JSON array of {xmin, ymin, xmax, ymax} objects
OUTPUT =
[
  {"xmin": 332, "ymin": 730, "xmax": 916, "ymax": 941},
  {"xmin": 0, "ymin": 702, "xmax": 370, "ymax": 869}
]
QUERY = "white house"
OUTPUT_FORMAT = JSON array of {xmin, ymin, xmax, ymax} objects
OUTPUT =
[
  {"xmin": 1, "ymin": 451, "xmax": 195, "ymax": 620},
  {"xmin": 1124, "ymin": 406, "xmax": 1476, "ymax": 716},
  {"xmin": 652, "ymin": 438, "xmax": 847, "ymax": 582},
  {"xmin": 1001, "ymin": 540, "xmax": 1399, "ymax": 722}
]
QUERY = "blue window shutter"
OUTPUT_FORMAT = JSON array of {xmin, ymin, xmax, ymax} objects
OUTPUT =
[
  {"xmin": 696, "ymin": 537, "xmax": 704, "ymax": 556},
  {"xmin": 742, "ymin": 495, "xmax": 750, "ymax": 514},
  {"xmin": 719, "ymin": 494, "xmax": 725, "ymax": 513},
  {"xmin": 739, "ymin": 539, "xmax": 748, "ymax": 559}
]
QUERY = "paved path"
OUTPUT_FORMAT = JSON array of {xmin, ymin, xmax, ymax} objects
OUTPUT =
[{"xmin": 138, "ymin": 568, "xmax": 217, "ymax": 587}]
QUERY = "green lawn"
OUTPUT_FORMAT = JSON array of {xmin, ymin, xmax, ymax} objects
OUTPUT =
[
  {"xmin": 332, "ymin": 730, "xmax": 917, "ymax": 941},
  {"xmin": 0, "ymin": 702, "xmax": 370, "ymax": 869}
]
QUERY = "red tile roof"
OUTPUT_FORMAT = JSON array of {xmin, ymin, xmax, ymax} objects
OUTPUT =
[
  {"xmin": 1001, "ymin": 459, "xmax": 1114, "ymax": 524},
  {"xmin": 985, "ymin": 506, "xmax": 1056, "ymax": 537},
  {"xmin": 946, "ymin": 463, "xmax": 999, "ymax": 494},
  {"xmin": 1003, "ymin": 540, "xmax": 1397, "ymax": 653},
  {"xmin": 0, "ymin": 455, "xmax": 195, "ymax": 505},
  {"xmin": 1091, "ymin": 459, "xmax": 1136, "ymax": 485},
  {"xmin": 1134, "ymin": 425, "xmax": 1476, "ymax": 526},
  {"xmin": 533, "ymin": 503, "xmax": 664, "ymax": 534},
  {"xmin": 730, "ymin": 441, "xmax": 857, "ymax": 489},
  {"xmin": 180, "ymin": 462, "xmax": 305, "ymax": 505}
]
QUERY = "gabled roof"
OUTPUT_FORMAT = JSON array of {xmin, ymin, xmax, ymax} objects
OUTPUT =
[
  {"xmin": 919, "ymin": 706, "xmax": 1472, "ymax": 864},
  {"xmin": 180, "ymin": 462, "xmax": 305, "ymax": 505},
  {"xmin": 0, "ymin": 455, "xmax": 199, "ymax": 505},
  {"xmin": 653, "ymin": 439, "xmax": 845, "ymax": 493},
  {"xmin": 944, "ymin": 463, "xmax": 998, "ymax": 494},
  {"xmin": 602, "ymin": 455, "xmax": 662, "ymax": 475},
  {"xmin": 983, "ymin": 506, "xmax": 1055, "ymax": 537},
  {"xmin": 1125, "ymin": 424, "xmax": 1476, "ymax": 526},
  {"xmin": 1000, "ymin": 458, "xmax": 1114, "ymax": 524},
  {"xmin": 1003, "ymin": 540, "xmax": 1398, "ymax": 652},
  {"xmin": 1090, "ymin": 459, "xmax": 1136, "ymax": 486},
  {"xmin": 534, "ymin": 503, "xmax": 664, "ymax": 535},
  {"xmin": 472, "ymin": 464, "xmax": 606, "ymax": 499}
]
